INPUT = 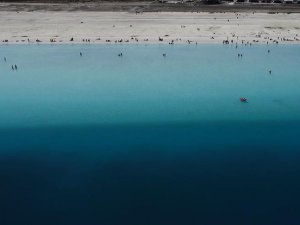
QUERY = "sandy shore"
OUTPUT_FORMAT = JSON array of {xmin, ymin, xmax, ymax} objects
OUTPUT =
[{"xmin": 1, "ymin": 10, "xmax": 300, "ymax": 44}]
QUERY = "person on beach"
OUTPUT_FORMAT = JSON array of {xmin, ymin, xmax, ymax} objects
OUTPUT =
[
  {"xmin": 4, "ymin": 57, "xmax": 6, "ymax": 62},
  {"xmin": 11, "ymin": 65, "xmax": 14, "ymax": 70},
  {"xmin": 269, "ymin": 70, "xmax": 272, "ymax": 75},
  {"xmin": 80, "ymin": 52, "xmax": 82, "ymax": 56},
  {"xmin": 15, "ymin": 65, "xmax": 17, "ymax": 70}
]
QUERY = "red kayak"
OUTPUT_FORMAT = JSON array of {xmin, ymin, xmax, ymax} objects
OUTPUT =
[{"xmin": 240, "ymin": 98, "xmax": 248, "ymax": 103}]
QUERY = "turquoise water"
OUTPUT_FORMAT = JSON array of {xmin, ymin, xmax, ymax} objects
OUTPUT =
[
  {"xmin": 0, "ymin": 44, "xmax": 300, "ymax": 225},
  {"xmin": 0, "ymin": 44, "xmax": 300, "ymax": 127}
]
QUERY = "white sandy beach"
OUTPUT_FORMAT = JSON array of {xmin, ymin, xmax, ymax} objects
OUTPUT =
[{"xmin": 1, "ymin": 10, "xmax": 300, "ymax": 44}]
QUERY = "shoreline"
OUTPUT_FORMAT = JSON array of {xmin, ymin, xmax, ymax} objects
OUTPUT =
[
  {"xmin": 2, "ymin": 42, "xmax": 300, "ymax": 45},
  {"xmin": 1, "ymin": 10, "xmax": 300, "ymax": 45}
]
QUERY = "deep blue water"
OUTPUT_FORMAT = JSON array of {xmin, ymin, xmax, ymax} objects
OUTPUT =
[{"xmin": 0, "ymin": 44, "xmax": 300, "ymax": 225}]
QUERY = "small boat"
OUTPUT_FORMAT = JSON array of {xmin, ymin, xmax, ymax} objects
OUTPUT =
[{"xmin": 240, "ymin": 97, "xmax": 248, "ymax": 103}]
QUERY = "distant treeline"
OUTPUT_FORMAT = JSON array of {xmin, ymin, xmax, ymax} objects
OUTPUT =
[
  {"xmin": 0, "ymin": 0, "xmax": 154, "ymax": 2},
  {"xmin": 0, "ymin": 0, "xmax": 224, "ymax": 3}
]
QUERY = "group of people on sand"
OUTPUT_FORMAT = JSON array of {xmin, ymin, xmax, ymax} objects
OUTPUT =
[
  {"xmin": 1, "ymin": 31, "xmax": 299, "ymax": 45},
  {"xmin": 1, "ymin": 10, "xmax": 299, "ymax": 45}
]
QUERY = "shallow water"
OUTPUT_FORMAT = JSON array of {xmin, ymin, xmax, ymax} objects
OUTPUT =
[{"xmin": 0, "ymin": 44, "xmax": 300, "ymax": 225}]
